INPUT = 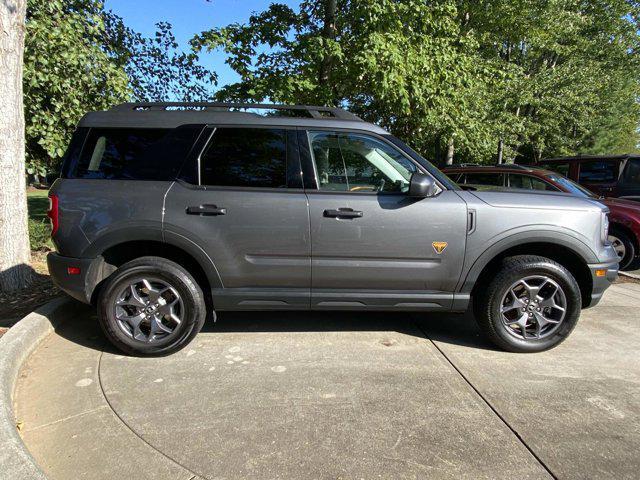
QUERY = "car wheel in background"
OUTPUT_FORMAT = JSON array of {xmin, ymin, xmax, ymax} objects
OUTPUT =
[{"xmin": 608, "ymin": 229, "xmax": 636, "ymax": 271}]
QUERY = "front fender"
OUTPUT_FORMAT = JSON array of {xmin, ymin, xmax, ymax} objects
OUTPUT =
[{"xmin": 456, "ymin": 228, "xmax": 598, "ymax": 295}]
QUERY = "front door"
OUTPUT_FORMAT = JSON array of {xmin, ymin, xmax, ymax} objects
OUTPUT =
[
  {"xmin": 303, "ymin": 130, "xmax": 468, "ymax": 310},
  {"xmin": 164, "ymin": 126, "xmax": 311, "ymax": 309}
]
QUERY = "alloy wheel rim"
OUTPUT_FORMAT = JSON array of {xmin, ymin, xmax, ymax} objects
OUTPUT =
[
  {"xmin": 608, "ymin": 235, "xmax": 626, "ymax": 261},
  {"xmin": 113, "ymin": 277, "xmax": 184, "ymax": 343},
  {"xmin": 500, "ymin": 275, "xmax": 567, "ymax": 340}
]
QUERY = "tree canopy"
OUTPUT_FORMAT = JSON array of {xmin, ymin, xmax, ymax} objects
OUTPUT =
[
  {"xmin": 193, "ymin": 0, "xmax": 640, "ymax": 164},
  {"xmin": 24, "ymin": 0, "xmax": 215, "ymax": 177}
]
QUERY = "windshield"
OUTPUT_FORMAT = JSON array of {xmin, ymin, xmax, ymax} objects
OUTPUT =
[{"xmin": 546, "ymin": 174, "xmax": 597, "ymax": 198}]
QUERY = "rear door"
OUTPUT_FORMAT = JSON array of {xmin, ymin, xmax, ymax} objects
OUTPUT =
[
  {"xmin": 302, "ymin": 130, "xmax": 468, "ymax": 310},
  {"xmin": 163, "ymin": 126, "xmax": 311, "ymax": 309}
]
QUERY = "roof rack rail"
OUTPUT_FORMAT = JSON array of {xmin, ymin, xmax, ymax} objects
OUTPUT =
[
  {"xmin": 109, "ymin": 102, "xmax": 363, "ymax": 121},
  {"xmin": 493, "ymin": 163, "xmax": 530, "ymax": 170}
]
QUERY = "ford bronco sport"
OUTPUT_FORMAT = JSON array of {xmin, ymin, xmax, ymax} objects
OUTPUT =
[{"xmin": 47, "ymin": 102, "xmax": 619, "ymax": 356}]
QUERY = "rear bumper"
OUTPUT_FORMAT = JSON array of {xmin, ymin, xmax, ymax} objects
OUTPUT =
[
  {"xmin": 47, "ymin": 253, "xmax": 102, "ymax": 304},
  {"xmin": 585, "ymin": 261, "xmax": 619, "ymax": 308}
]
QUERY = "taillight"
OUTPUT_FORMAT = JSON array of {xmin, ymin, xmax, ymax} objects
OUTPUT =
[{"xmin": 47, "ymin": 194, "xmax": 59, "ymax": 237}]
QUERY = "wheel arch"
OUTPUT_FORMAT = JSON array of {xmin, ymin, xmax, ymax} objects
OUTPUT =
[
  {"xmin": 86, "ymin": 236, "xmax": 222, "ymax": 313},
  {"xmin": 462, "ymin": 237, "xmax": 595, "ymax": 309}
]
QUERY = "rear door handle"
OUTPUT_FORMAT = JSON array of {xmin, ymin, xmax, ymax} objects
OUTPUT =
[
  {"xmin": 324, "ymin": 208, "xmax": 363, "ymax": 219},
  {"xmin": 186, "ymin": 204, "xmax": 227, "ymax": 216}
]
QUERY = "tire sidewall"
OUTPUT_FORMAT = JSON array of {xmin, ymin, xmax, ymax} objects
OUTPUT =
[
  {"xmin": 489, "ymin": 261, "xmax": 581, "ymax": 353},
  {"xmin": 98, "ymin": 259, "xmax": 205, "ymax": 356}
]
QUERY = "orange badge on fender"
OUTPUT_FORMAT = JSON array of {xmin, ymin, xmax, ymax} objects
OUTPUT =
[{"xmin": 432, "ymin": 242, "xmax": 448, "ymax": 254}]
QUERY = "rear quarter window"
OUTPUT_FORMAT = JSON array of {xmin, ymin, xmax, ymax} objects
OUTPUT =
[{"xmin": 64, "ymin": 125, "xmax": 203, "ymax": 180}]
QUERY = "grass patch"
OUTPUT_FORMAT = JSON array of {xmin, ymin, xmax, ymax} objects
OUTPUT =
[
  {"xmin": 27, "ymin": 189, "xmax": 52, "ymax": 250},
  {"xmin": 27, "ymin": 188, "xmax": 49, "ymax": 222}
]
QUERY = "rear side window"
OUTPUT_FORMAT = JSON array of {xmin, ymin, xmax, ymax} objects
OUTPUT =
[
  {"xmin": 578, "ymin": 161, "xmax": 617, "ymax": 183},
  {"xmin": 200, "ymin": 128, "xmax": 288, "ymax": 188},
  {"xmin": 65, "ymin": 126, "xmax": 202, "ymax": 180},
  {"xmin": 621, "ymin": 158, "xmax": 640, "ymax": 185},
  {"xmin": 463, "ymin": 172, "xmax": 504, "ymax": 186}
]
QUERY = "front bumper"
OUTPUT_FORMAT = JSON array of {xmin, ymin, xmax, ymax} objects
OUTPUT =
[
  {"xmin": 585, "ymin": 260, "xmax": 619, "ymax": 308},
  {"xmin": 47, "ymin": 253, "xmax": 102, "ymax": 304}
]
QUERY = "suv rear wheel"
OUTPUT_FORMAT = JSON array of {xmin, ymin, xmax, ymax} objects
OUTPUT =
[
  {"xmin": 474, "ymin": 255, "xmax": 581, "ymax": 353},
  {"xmin": 97, "ymin": 256, "xmax": 207, "ymax": 356}
]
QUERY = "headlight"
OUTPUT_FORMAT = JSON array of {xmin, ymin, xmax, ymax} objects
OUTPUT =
[{"xmin": 601, "ymin": 212, "xmax": 610, "ymax": 244}]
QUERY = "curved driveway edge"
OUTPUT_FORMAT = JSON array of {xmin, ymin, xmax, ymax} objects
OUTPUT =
[{"xmin": 0, "ymin": 297, "xmax": 79, "ymax": 480}]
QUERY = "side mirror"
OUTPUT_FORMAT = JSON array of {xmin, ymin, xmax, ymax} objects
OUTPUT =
[{"xmin": 408, "ymin": 173, "xmax": 437, "ymax": 198}]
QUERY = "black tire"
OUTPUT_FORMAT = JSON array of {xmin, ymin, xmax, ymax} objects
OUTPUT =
[
  {"xmin": 608, "ymin": 228, "xmax": 636, "ymax": 271},
  {"xmin": 97, "ymin": 256, "xmax": 207, "ymax": 356},
  {"xmin": 474, "ymin": 255, "xmax": 582, "ymax": 353}
]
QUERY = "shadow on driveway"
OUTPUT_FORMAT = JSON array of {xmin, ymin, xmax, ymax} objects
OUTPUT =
[{"xmin": 54, "ymin": 300, "xmax": 496, "ymax": 355}]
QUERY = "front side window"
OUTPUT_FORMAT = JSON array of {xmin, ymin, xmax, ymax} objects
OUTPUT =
[
  {"xmin": 70, "ymin": 126, "xmax": 202, "ymax": 180},
  {"xmin": 200, "ymin": 128, "xmax": 287, "ymax": 188},
  {"xmin": 578, "ymin": 161, "xmax": 617, "ymax": 183},
  {"xmin": 508, "ymin": 174, "xmax": 557, "ymax": 191},
  {"xmin": 308, "ymin": 131, "xmax": 417, "ymax": 193}
]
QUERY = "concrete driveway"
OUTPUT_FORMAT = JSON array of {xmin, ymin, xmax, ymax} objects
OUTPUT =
[{"xmin": 15, "ymin": 283, "xmax": 640, "ymax": 480}]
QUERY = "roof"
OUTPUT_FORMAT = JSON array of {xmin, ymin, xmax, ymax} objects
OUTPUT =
[
  {"xmin": 542, "ymin": 154, "xmax": 640, "ymax": 162},
  {"xmin": 442, "ymin": 164, "xmax": 547, "ymax": 173},
  {"xmin": 78, "ymin": 102, "xmax": 387, "ymax": 134}
]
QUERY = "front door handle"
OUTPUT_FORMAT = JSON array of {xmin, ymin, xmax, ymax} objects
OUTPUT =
[
  {"xmin": 186, "ymin": 204, "xmax": 227, "ymax": 216},
  {"xmin": 324, "ymin": 208, "xmax": 363, "ymax": 219}
]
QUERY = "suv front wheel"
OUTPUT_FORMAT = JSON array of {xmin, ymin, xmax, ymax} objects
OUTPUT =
[
  {"xmin": 474, "ymin": 255, "xmax": 582, "ymax": 353},
  {"xmin": 97, "ymin": 256, "xmax": 207, "ymax": 356}
]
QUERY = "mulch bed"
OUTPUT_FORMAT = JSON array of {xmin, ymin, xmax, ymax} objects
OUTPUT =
[{"xmin": 0, "ymin": 251, "xmax": 60, "ymax": 333}]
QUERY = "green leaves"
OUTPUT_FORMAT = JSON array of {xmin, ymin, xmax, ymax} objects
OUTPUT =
[
  {"xmin": 24, "ymin": 0, "xmax": 131, "ymax": 175},
  {"xmin": 23, "ymin": 0, "xmax": 216, "ymax": 177},
  {"xmin": 195, "ymin": 0, "xmax": 639, "ymax": 164}
]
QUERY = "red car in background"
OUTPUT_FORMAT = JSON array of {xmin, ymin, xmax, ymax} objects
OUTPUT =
[
  {"xmin": 537, "ymin": 154, "xmax": 640, "ymax": 201},
  {"xmin": 442, "ymin": 164, "xmax": 640, "ymax": 271}
]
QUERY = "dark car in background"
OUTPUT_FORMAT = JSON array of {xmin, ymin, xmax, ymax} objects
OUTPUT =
[
  {"xmin": 537, "ymin": 154, "xmax": 640, "ymax": 201},
  {"xmin": 443, "ymin": 164, "xmax": 640, "ymax": 271}
]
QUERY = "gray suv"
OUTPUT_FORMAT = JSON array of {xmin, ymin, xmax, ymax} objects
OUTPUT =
[{"xmin": 47, "ymin": 102, "xmax": 619, "ymax": 355}]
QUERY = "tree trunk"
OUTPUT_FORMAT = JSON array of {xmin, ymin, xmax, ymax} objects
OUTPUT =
[
  {"xmin": 445, "ymin": 137, "xmax": 454, "ymax": 165},
  {"xmin": 0, "ymin": 0, "xmax": 32, "ymax": 292},
  {"xmin": 497, "ymin": 138, "xmax": 504, "ymax": 164},
  {"xmin": 318, "ymin": 0, "xmax": 337, "ymax": 89}
]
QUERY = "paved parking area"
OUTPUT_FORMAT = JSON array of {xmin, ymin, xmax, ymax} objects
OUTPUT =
[{"xmin": 15, "ymin": 283, "xmax": 640, "ymax": 480}]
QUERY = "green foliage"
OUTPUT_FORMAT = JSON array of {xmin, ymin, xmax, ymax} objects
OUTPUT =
[
  {"xmin": 193, "ymin": 0, "xmax": 640, "ymax": 164},
  {"xmin": 104, "ymin": 16, "xmax": 217, "ymax": 102},
  {"xmin": 24, "ymin": 0, "xmax": 131, "ymax": 176},
  {"xmin": 23, "ymin": 0, "xmax": 216, "ymax": 177}
]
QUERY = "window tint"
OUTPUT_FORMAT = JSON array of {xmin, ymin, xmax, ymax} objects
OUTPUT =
[
  {"xmin": 621, "ymin": 158, "xmax": 640, "ymax": 186},
  {"xmin": 309, "ymin": 131, "xmax": 417, "ymax": 193},
  {"xmin": 508, "ymin": 174, "xmax": 557, "ymax": 191},
  {"xmin": 463, "ymin": 172, "xmax": 504, "ymax": 186},
  {"xmin": 60, "ymin": 127, "xmax": 89, "ymax": 178},
  {"xmin": 200, "ymin": 128, "xmax": 287, "ymax": 188},
  {"xmin": 68, "ymin": 126, "xmax": 202, "ymax": 180},
  {"xmin": 578, "ymin": 161, "xmax": 617, "ymax": 183}
]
